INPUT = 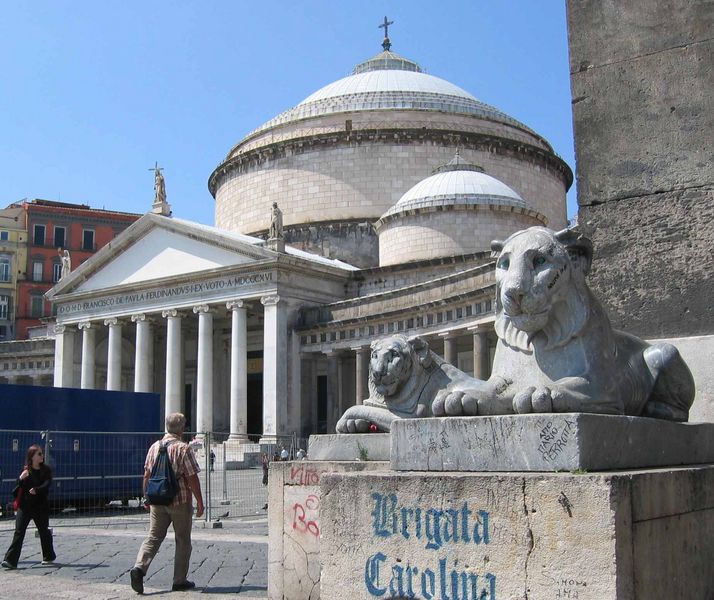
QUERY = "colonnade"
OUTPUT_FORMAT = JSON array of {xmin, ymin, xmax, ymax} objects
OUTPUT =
[{"xmin": 53, "ymin": 295, "xmax": 286, "ymax": 441}]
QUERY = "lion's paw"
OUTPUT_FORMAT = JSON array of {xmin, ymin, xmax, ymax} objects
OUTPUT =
[
  {"xmin": 433, "ymin": 389, "xmax": 483, "ymax": 416},
  {"xmin": 513, "ymin": 386, "xmax": 553, "ymax": 414},
  {"xmin": 336, "ymin": 407, "xmax": 370, "ymax": 433},
  {"xmin": 347, "ymin": 418, "xmax": 372, "ymax": 433}
]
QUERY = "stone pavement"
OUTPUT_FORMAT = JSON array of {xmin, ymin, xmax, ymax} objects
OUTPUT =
[{"xmin": 0, "ymin": 512, "xmax": 268, "ymax": 599}]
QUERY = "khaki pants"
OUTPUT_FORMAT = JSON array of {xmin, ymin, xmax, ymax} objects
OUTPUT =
[{"xmin": 134, "ymin": 502, "xmax": 193, "ymax": 585}]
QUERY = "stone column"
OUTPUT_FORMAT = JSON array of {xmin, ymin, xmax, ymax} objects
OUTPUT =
[
  {"xmin": 326, "ymin": 352, "xmax": 341, "ymax": 431},
  {"xmin": 53, "ymin": 323, "xmax": 75, "ymax": 387},
  {"xmin": 353, "ymin": 346, "xmax": 369, "ymax": 405},
  {"xmin": 78, "ymin": 321, "xmax": 96, "ymax": 389},
  {"xmin": 193, "ymin": 305, "xmax": 214, "ymax": 435},
  {"xmin": 260, "ymin": 295, "xmax": 287, "ymax": 443},
  {"xmin": 443, "ymin": 333, "xmax": 458, "ymax": 366},
  {"xmin": 227, "ymin": 300, "xmax": 249, "ymax": 442},
  {"xmin": 132, "ymin": 314, "xmax": 153, "ymax": 393},
  {"xmin": 162, "ymin": 309, "xmax": 183, "ymax": 417},
  {"xmin": 472, "ymin": 330, "xmax": 490, "ymax": 380},
  {"xmin": 104, "ymin": 318, "xmax": 122, "ymax": 391}
]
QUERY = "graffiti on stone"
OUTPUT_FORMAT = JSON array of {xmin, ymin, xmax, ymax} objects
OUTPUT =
[{"xmin": 365, "ymin": 492, "xmax": 496, "ymax": 599}]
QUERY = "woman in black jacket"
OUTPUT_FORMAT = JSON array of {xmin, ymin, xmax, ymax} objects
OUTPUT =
[{"xmin": 2, "ymin": 444, "xmax": 56, "ymax": 569}]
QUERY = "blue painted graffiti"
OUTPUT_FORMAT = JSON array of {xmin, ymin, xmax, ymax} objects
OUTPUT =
[
  {"xmin": 371, "ymin": 493, "xmax": 490, "ymax": 551},
  {"xmin": 365, "ymin": 553, "xmax": 497, "ymax": 599}
]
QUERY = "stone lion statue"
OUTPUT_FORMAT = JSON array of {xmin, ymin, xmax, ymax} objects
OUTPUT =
[
  {"xmin": 433, "ymin": 226, "xmax": 695, "ymax": 421},
  {"xmin": 336, "ymin": 335, "xmax": 477, "ymax": 433}
]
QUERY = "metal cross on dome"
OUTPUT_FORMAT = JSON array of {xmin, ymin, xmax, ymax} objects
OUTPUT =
[{"xmin": 379, "ymin": 16, "xmax": 394, "ymax": 51}]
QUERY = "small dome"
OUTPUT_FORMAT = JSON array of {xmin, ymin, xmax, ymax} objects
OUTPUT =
[
  {"xmin": 375, "ymin": 156, "xmax": 549, "ymax": 266},
  {"xmin": 380, "ymin": 158, "xmax": 528, "ymax": 220}
]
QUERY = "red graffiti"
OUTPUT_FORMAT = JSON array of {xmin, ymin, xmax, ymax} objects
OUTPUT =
[
  {"xmin": 289, "ymin": 464, "xmax": 326, "ymax": 485},
  {"xmin": 292, "ymin": 494, "xmax": 320, "ymax": 537}
]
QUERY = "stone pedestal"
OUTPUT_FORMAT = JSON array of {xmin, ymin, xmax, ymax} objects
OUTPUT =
[
  {"xmin": 319, "ymin": 466, "xmax": 714, "ymax": 599},
  {"xmin": 307, "ymin": 433, "xmax": 390, "ymax": 461},
  {"xmin": 392, "ymin": 414, "xmax": 714, "ymax": 472},
  {"xmin": 268, "ymin": 460, "xmax": 388, "ymax": 600},
  {"xmin": 273, "ymin": 417, "xmax": 714, "ymax": 599}
]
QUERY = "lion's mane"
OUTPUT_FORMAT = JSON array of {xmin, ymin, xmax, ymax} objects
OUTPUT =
[{"xmin": 365, "ymin": 335, "xmax": 433, "ymax": 417}]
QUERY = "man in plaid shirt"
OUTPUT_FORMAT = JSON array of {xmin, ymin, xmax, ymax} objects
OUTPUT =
[{"xmin": 130, "ymin": 413, "xmax": 204, "ymax": 594}]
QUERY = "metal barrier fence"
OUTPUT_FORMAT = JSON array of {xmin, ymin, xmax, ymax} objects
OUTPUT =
[{"xmin": 0, "ymin": 429, "xmax": 303, "ymax": 527}]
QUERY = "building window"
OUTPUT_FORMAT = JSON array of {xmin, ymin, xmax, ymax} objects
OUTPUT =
[
  {"xmin": 0, "ymin": 231, "xmax": 8, "ymax": 241},
  {"xmin": 53, "ymin": 262, "xmax": 62, "ymax": 282},
  {"xmin": 54, "ymin": 226, "xmax": 66, "ymax": 248},
  {"xmin": 33, "ymin": 224, "xmax": 46, "ymax": 246},
  {"xmin": 30, "ymin": 295, "xmax": 44, "ymax": 318},
  {"xmin": 82, "ymin": 229, "xmax": 95, "ymax": 250},
  {"xmin": 0, "ymin": 296, "xmax": 9, "ymax": 320},
  {"xmin": 32, "ymin": 261, "xmax": 43, "ymax": 282},
  {"xmin": 485, "ymin": 299, "xmax": 492, "ymax": 312},
  {"xmin": 0, "ymin": 257, "xmax": 10, "ymax": 282}
]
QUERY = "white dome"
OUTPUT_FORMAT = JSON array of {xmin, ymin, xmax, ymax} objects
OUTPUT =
[
  {"xmin": 381, "ymin": 164, "xmax": 527, "ymax": 219},
  {"xmin": 241, "ymin": 51, "xmax": 536, "ymax": 141},
  {"xmin": 300, "ymin": 70, "xmax": 476, "ymax": 104}
]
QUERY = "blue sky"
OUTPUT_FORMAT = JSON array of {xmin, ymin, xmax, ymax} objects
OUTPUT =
[{"xmin": 1, "ymin": 1, "xmax": 576, "ymax": 224}]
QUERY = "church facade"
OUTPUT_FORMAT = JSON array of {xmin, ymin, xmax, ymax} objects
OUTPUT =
[{"xmin": 47, "ymin": 39, "xmax": 572, "ymax": 441}]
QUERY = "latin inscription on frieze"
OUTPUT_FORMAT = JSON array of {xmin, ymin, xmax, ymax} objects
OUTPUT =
[{"xmin": 57, "ymin": 271, "xmax": 274, "ymax": 317}]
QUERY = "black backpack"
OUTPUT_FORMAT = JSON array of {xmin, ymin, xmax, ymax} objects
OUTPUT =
[{"xmin": 145, "ymin": 441, "xmax": 179, "ymax": 506}]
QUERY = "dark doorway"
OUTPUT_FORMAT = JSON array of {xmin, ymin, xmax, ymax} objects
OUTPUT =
[
  {"xmin": 317, "ymin": 375, "xmax": 328, "ymax": 434},
  {"xmin": 247, "ymin": 375, "xmax": 263, "ymax": 442},
  {"xmin": 184, "ymin": 384, "xmax": 193, "ymax": 431}
]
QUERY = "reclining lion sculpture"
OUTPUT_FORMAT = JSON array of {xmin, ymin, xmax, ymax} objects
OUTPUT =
[
  {"xmin": 336, "ymin": 335, "xmax": 476, "ymax": 433},
  {"xmin": 432, "ymin": 226, "xmax": 695, "ymax": 421}
]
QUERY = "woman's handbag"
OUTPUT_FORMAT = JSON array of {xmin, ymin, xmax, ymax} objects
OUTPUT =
[{"xmin": 11, "ymin": 485, "xmax": 23, "ymax": 511}]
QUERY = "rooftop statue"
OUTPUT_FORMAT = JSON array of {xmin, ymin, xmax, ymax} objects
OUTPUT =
[
  {"xmin": 336, "ymin": 335, "xmax": 475, "ymax": 433},
  {"xmin": 432, "ymin": 226, "xmax": 695, "ymax": 421},
  {"xmin": 337, "ymin": 226, "xmax": 695, "ymax": 432},
  {"xmin": 269, "ymin": 202, "xmax": 283, "ymax": 240},
  {"xmin": 153, "ymin": 164, "xmax": 166, "ymax": 206},
  {"xmin": 58, "ymin": 248, "xmax": 71, "ymax": 280}
]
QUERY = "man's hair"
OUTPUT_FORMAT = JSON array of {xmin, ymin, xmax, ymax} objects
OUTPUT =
[{"xmin": 165, "ymin": 412, "xmax": 186, "ymax": 435}]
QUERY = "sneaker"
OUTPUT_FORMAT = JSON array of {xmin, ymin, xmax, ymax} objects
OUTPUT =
[
  {"xmin": 130, "ymin": 567, "xmax": 144, "ymax": 594},
  {"xmin": 41, "ymin": 559, "xmax": 55, "ymax": 565},
  {"xmin": 171, "ymin": 580, "xmax": 196, "ymax": 591},
  {"xmin": 1, "ymin": 560, "xmax": 16, "ymax": 569}
]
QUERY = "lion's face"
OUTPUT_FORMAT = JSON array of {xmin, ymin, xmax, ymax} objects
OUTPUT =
[
  {"xmin": 369, "ymin": 336, "xmax": 414, "ymax": 397},
  {"xmin": 492, "ymin": 227, "xmax": 592, "ymax": 350},
  {"xmin": 495, "ymin": 228, "xmax": 572, "ymax": 332}
]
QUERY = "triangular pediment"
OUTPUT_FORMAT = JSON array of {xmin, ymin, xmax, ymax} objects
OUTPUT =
[{"xmin": 48, "ymin": 214, "xmax": 275, "ymax": 298}]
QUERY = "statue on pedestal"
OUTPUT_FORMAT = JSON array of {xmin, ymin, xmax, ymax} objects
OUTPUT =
[
  {"xmin": 336, "ymin": 335, "xmax": 476, "ymax": 433},
  {"xmin": 337, "ymin": 226, "xmax": 695, "ymax": 433},
  {"xmin": 269, "ymin": 202, "xmax": 283, "ymax": 240},
  {"xmin": 153, "ymin": 164, "xmax": 166, "ymax": 206},
  {"xmin": 58, "ymin": 248, "xmax": 71, "ymax": 280}
]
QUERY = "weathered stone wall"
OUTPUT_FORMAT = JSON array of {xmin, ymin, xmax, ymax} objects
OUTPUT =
[
  {"xmin": 267, "ymin": 460, "xmax": 388, "ymax": 600},
  {"xmin": 567, "ymin": 0, "xmax": 714, "ymax": 337},
  {"xmin": 320, "ymin": 467, "xmax": 714, "ymax": 599},
  {"xmin": 378, "ymin": 207, "xmax": 542, "ymax": 266}
]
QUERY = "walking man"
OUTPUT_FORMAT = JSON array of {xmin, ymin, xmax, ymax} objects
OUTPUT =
[{"xmin": 130, "ymin": 413, "xmax": 204, "ymax": 594}]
